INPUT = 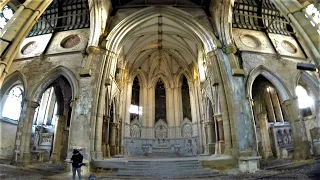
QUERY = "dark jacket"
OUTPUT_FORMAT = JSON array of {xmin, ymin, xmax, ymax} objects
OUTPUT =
[{"xmin": 71, "ymin": 153, "xmax": 83, "ymax": 168}]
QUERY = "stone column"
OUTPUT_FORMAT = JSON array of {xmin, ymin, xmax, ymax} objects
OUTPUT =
[
  {"xmin": 282, "ymin": 98, "xmax": 311, "ymax": 160},
  {"xmin": 110, "ymin": 122, "xmax": 117, "ymax": 156},
  {"xmin": 51, "ymin": 115, "xmax": 66, "ymax": 162},
  {"xmin": 94, "ymin": 85, "xmax": 106, "ymax": 159},
  {"xmin": 105, "ymin": 116, "xmax": 111, "ymax": 158},
  {"xmin": 270, "ymin": 89, "xmax": 284, "ymax": 122},
  {"xmin": 257, "ymin": 113, "xmax": 273, "ymax": 159},
  {"xmin": 0, "ymin": 0, "xmax": 53, "ymax": 87},
  {"xmin": 216, "ymin": 114, "xmax": 225, "ymax": 154},
  {"xmin": 265, "ymin": 90, "xmax": 276, "ymax": 123},
  {"xmin": 205, "ymin": 121, "xmax": 215, "ymax": 154},
  {"xmin": 166, "ymin": 87, "xmax": 175, "ymax": 127},
  {"xmin": 19, "ymin": 100, "xmax": 39, "ymax": 165}
]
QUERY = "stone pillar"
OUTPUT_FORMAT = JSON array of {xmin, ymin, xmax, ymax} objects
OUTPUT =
[
  {"xmin": 19, "ymin": 100, "xmax": 39, "ymax": 166},
  {"xmin": 265, "ymin": 90, "xmax": 276, "ymax": 123},
  {"xmin": 51, "ymin": 115, "xmax": 66, "ymax": 162},
  {"xmin": 257, "ymin": 113, "xmax": 273, "ymax": 159},
  {"xmin": 270, "ymin": 89, "xmax": 284, "ymax": 122},
  {"xmin": 282, "ymin": 98, "xmax": 311, "ymax": 160},
  {"xmin": 0, "ymin": 0, "xmax": 53, "ymax": 87},
  {"xmin": 216, "ymin": 114, "xmax": 225, "ymax": 154},
  {"xmin": 166, "ymin": 87, "xmax": 175, "ymax": 127},
  {"xmin": 205, "ymin": 121, "xmax": 215, "ymax": 154},
  {"xmin": 110, "ymin": 122, "xmax": 117, "ymax": 156},
  {"xmin": 105, "ymin": 116, "xmax": 111, "ymax": 158},
  {"xmin": 94, "ymin": 85, "xmax": 106, "ymax": 159}
]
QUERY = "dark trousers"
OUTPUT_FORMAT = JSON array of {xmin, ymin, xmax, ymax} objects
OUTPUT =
[{"xmin": 72, "ymin": 167, "xmax": 82, "ymax": 180}]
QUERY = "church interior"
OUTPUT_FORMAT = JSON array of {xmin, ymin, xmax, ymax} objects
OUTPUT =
[{"xmin": 0, "ymin": 0, "xmax": 319, "ymax": 178}]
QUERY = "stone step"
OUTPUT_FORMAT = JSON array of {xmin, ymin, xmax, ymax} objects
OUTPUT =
[{"xmin": 117, "ymin": 170, "xmax": 218, "ymax": 178}]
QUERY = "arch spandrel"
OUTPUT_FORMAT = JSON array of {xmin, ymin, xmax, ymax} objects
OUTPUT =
[{"xmin": 30, "ymin": 66, "xmax": 79, "ymax": 103}]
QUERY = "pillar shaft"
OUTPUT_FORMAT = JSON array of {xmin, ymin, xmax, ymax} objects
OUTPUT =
[
  {"xmin": 282, "ymin": 98, "xmax": 311, "ymax": 160},
  {"xmin": 51, "ymin": 115, "xmax": 66, "ymax": 162},
  {"xmin": 110, "ymin": 122, "xmax": 117, "ymax": 156},
  {"xmin": 258, "ymin": 113, "xmax": 273, "ymax": 159},
  {"xmin": 265, "ymin": 91, "xmax": 276, "ymax": 122},
  {"xmin": 94, "ymin": 85, "xmax": 106, "ymax": 159},
  {"xmin": 270, "ymin": 89, "xmax": 284, "ymax": 122}
]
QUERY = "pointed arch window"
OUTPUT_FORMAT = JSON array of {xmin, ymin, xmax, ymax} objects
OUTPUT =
[
  {"xmin": 296, "ymin": 85, "xmax": 314, "ymax": 117},
  {"xmin": 155, "ymin": 79, "xmax": 166, "ymax": 123},
  {"xmin": 130, "ymin": 76, "xmax": 142, "ymax": 121},
  {"xmin": 2, "ymin": 86, "xmax": 23, "ymax": 120},
  {"xmin": 181, "ymin": 76, "xmax": 192, "ymax": 121}
]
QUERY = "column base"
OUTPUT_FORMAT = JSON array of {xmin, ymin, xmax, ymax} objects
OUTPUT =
[
  {"xmin": 293, "ymin": 141, "xmax": 311, "ymax": 160},
  {"xmin": 92, "ymin": 151, "xmax": 103, "ymax": 159},
  {"xmin": 262, "ymin": 149, "xmax": 274, "ymax": 159},
  {"xmin": 218, "ymin": 141, "xmax": 225, "ymax": 154},
  {"xmin": 110, "ymin": 145, "xmax": 116, "ymax": 156},
  {"xmin": 22, "ymin": 152, "xmax": 32, "ymax": 166},
  {"xmin": 206, "ymin": 143, "xmax": 215, "ymax": 154},
  {"xmin": 238, "ymin": 156, "xmax": 261, "ymax": 173}
]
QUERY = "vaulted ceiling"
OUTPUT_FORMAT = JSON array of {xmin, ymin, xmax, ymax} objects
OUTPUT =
[{"xmin": 120, "ymin": 14, "xmax": 200, "ymax": 74}]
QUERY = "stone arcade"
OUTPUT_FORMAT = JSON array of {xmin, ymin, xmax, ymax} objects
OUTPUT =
[{"xmin": 0, "ymin": 0, "xmax": 319, "ymax": 175}]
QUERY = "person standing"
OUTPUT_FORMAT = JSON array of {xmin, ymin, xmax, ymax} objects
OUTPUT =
[{"xmin": 71, "ymin": 149, "xmax": 83, "ymax": 180}]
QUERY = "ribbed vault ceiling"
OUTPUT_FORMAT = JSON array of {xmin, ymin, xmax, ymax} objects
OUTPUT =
[{"xmin": 121, "ymin": 15, "xmax": 199, "ymax": 73}]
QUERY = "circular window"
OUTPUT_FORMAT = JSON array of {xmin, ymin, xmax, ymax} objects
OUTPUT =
[
  {"xmin": 281, "ymin": 40, "xmax": 297, "ymax": 54},
  {"xmin": 21, "ymin": 41, "xmax": 38, "ymax": 55},
  {"xmin": 61, "ymin": 35, "xmax": 81, "ymax": 48},
  {"xmin": 240, "ymin": 34, "xmax": 260, "ymax": 48}
]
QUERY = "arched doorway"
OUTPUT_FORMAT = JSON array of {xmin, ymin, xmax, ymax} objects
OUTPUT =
[
  {"xmin": 252, "ymin": 75, "xmax": 291, "ymax": 159},
  {"xmin": 31, "ymin": 76, "xmax": 73, "ymax": 163}
]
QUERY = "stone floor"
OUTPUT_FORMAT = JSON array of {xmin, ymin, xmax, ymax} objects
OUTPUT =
[{"xmin": 0, "ymin": 157, "xmax": 319, "ymax": 180}]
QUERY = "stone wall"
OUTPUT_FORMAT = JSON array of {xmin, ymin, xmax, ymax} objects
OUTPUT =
[{"xmin": 0, "ymin": 120, "xmax": 18, "ymax": 158}]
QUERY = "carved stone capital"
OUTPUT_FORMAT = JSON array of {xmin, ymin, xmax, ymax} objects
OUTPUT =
[{"xmin": 223, "ymin": 44, "xmax": 237, "ymax": 54}]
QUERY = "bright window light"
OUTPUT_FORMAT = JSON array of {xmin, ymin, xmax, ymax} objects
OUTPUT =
[
  {"xmin": 129, "ymin": 104, "xmax": 142, "ymax": 115},
  {"xmin": 296, "ymin": 86, "xmax": 314, "ymax": 109},
  {"xmin": 2, "ymin": 86, "xmax": 23, "ymax": 120}
]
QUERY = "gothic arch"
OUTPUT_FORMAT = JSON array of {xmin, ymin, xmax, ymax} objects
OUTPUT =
[
  {"xmin": 105, "ymin": 6, "xmax": 221, "ymax": 56},
  {"xmin": 31, "ymin": 66, "xmax": 79, "ymax": 102},
  {"xmin": 1, "ymin": 71, "xmax": 27, "ymax": 99},
  {"xmin": 247, "ymin": 65, "xmax": 292, "ymax": 102},
  {"xmin": 150, "ymin": 73, "xmax": 171, "ymax": 89},
  {"xmin": 295, "ymin": 71, "xmax": 319, "ymax": 99},
  {"xmin": 174, "ymin": 70, "xmax": 193, "ymax": 88},
  {"xmin": 130, "ymin": 70, "xmax": 148, "ymax": 88}
]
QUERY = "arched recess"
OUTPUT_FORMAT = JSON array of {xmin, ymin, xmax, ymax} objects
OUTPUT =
[
  {"xmin": 0, "ymin": 71, "xmax": 26, "ymax": 159},
  {"xmin": 105, "ymin": 6, "xmax": 220, "ymax": 65},
  {"xmin": 247, "ymin": 65, "xmax": 292, "ymax": 102},
  {"xmin": 15, "ymin": 66, "xmax": 79, "ymax": 163}
]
